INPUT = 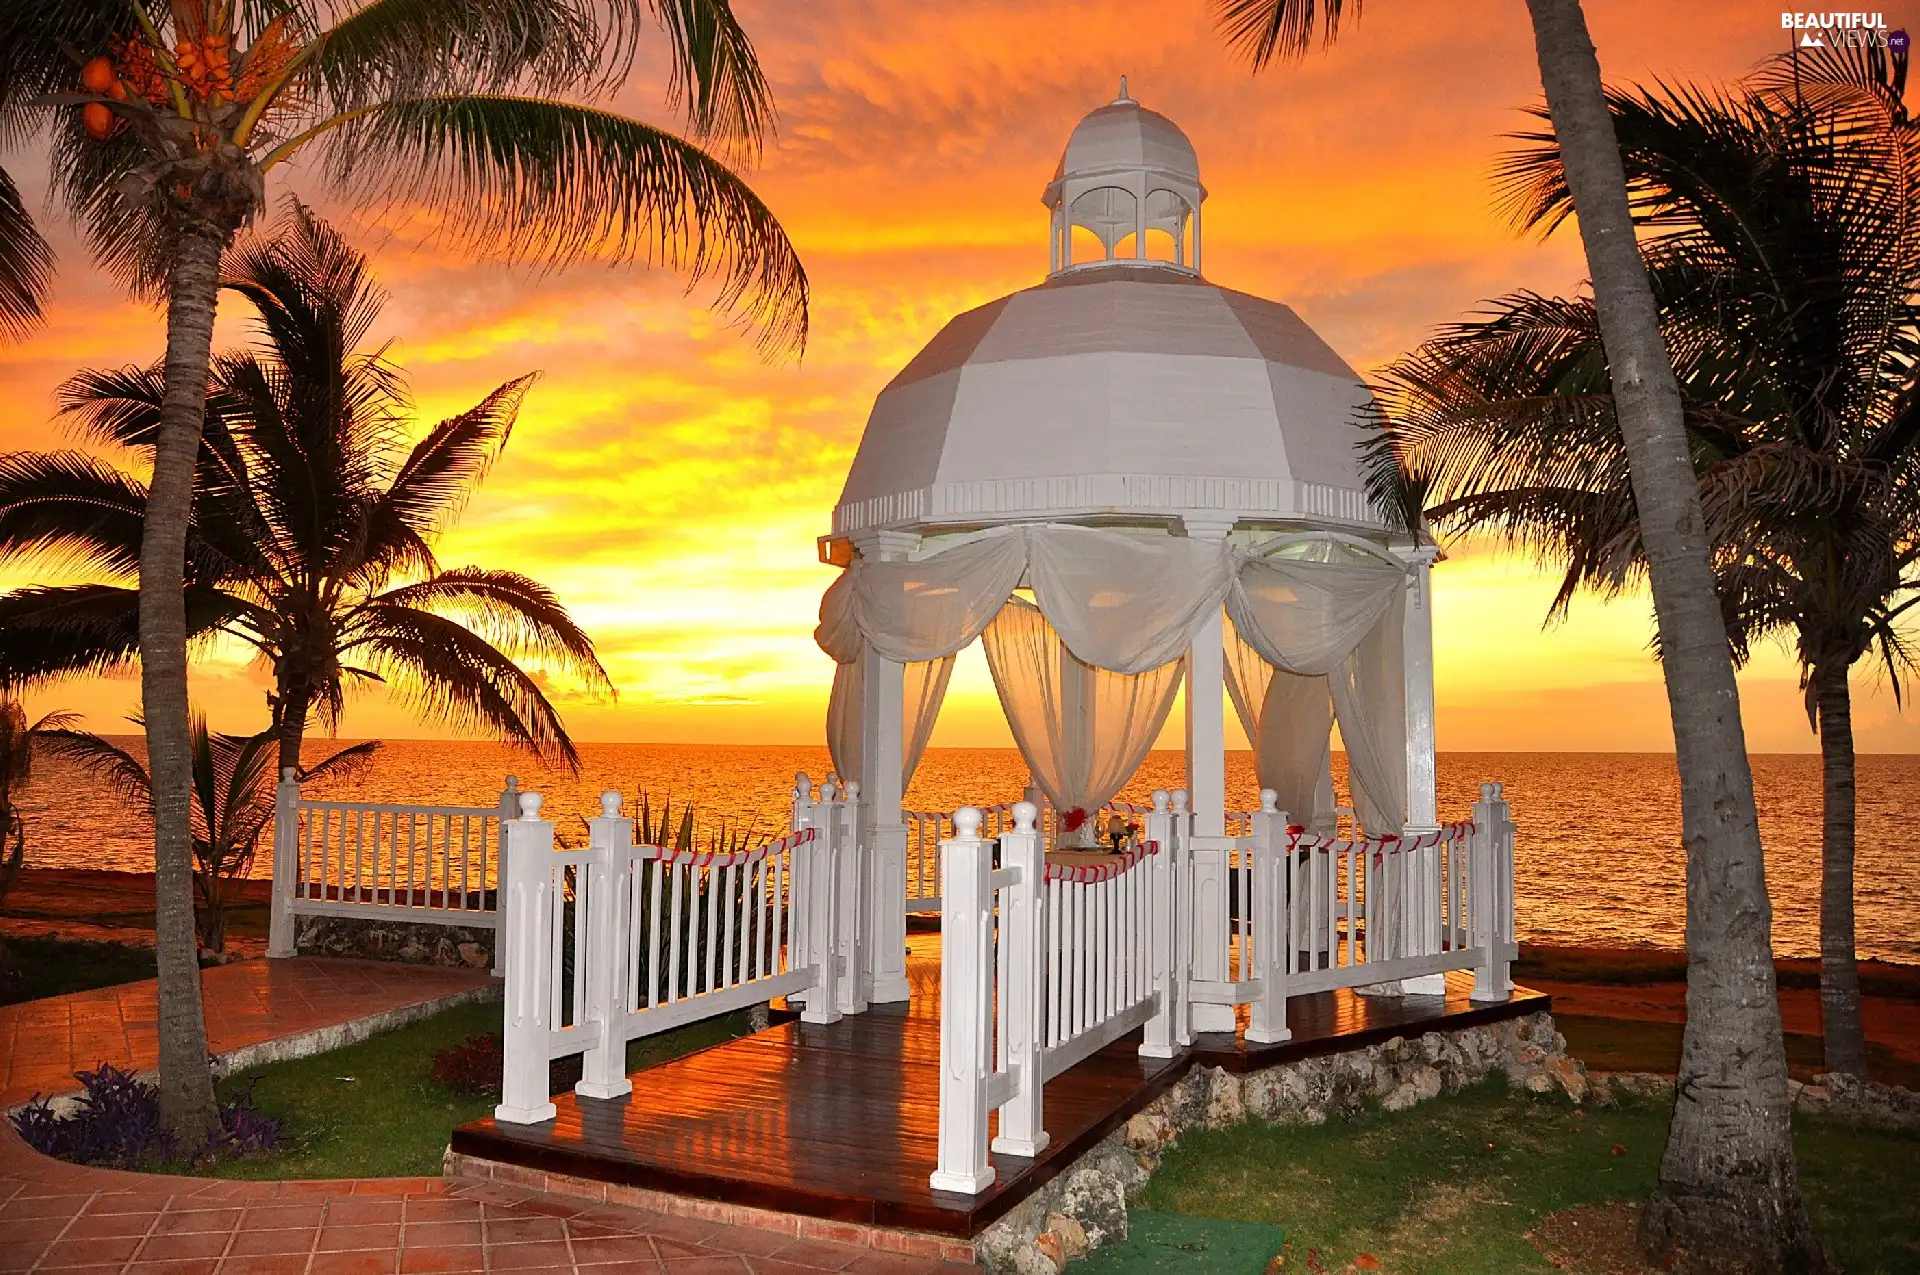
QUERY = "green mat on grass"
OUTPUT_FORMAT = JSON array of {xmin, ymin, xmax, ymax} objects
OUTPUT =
[{"xmin": 1072, "ymin": 1210, "xmax": 1287, "ymax": 1273}]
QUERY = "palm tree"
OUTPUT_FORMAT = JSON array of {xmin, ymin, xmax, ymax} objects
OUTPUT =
[
  {"xmin": 1211, "ymin": 1, "xmax": 1823, "ymax": 1268},
  {"xmin": 0, "ymin": 0, "xmax": 806, "ymax": 1147},
  {"xmin": 0, "ymin": 205, "xmax": 614, "ymax": 778},
  {"xmin": 36, "ymin": 716, "xmax": 376, "ymax": 952},
  {"xmin": 1373, "ymin": 48, "xmax": 1920, "ymax": 1088},
  {"xmin": 0, "ymin": 702, "xmax": 79, "ymax": 909}
]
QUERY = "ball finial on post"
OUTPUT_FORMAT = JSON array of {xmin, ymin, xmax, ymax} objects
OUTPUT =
[
  {"xmin": 1259, "ymin": 788, "xmax": 1278, "ymax": 813},
  {"xmin": 1151, "ymin": 790, "xmax": 1169, "ymax": 812},
  {"xmin": 1171, "ymin": 789, "xmax": 1189, "ymax": 814},
  {"xmin": 1012, "ymin": 801, "xmax": 1038, "ymax": 833},
  {"xmin": 954, "ymin": 806, "xmax": 984, "ymax": 839},
  {"xmin": 517, "ymin": 791, "xmax": 544, "ymax": 821},
  {"xmin": 844, "ymin": 780, "xmax": 861, "ymax": 801},
  {"xmin": 599, "ymin": 791, "xmax": 622, "ymax": 818}
]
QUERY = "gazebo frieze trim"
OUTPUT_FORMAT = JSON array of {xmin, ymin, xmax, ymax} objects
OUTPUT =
[{"xmin": 831, "ymin": 474, "xmax": 1386, "ymax": 537}]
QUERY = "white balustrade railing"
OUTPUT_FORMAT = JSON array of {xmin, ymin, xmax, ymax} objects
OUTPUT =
[
  {"xmin": 267, "ymin": 770, "xmax": 518, "ymax": 961},
  {"xmin": 904, "ymin": 802, "xmax": 1018, "ymax": 913},
  {"xmin": 495, "ymin": 777, "xmax": 856, "ymax": 1125}
]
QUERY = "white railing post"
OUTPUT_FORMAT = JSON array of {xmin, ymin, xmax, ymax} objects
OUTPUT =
[
  {"xmin": 1141, "ymin": 790, "xmax": 1177, "ymax": 1058},
  {"xmin": 931, "ymin": 807, "xmax": 995, "ymax": 1195},
  {"xmin": 789, "ymin": 773, "xmax": 816, "ymax": 1005},
  {"xmin": 268, "ymin": 768, "xmax": 300, "ymax": 959},
  {"xmin": 804, "ymin": 779, "xmax": 843, "ymax": 1026},
  {"xmin": 1170, "ymin": 789, "xmax": 1194, "ymax": 1047},
  {"xmin": 576, "ymin": 792, "xmax": 635, "ymax": 1101},
  {"xmin": 1470, "ymin": 782, "xmax": 1514, "ymax": 1002},
  {"xmin": 1247, "ymin": 788, "xmax": 1291, "ymax": 1044},
  {"xmin": 492, "ymin": 775, "xmax": 519, "ymax": 977},
  {"xmin": 496, "ymin": 791, "xmax": 556, "ymax": 1124},
  {"xmin": 835, "ymin": 780, "xmax": 868, "ymax": 1014},
  {"xmin": 993, "ymin": 801, "xmax": 1048, "ymax": 1158}
]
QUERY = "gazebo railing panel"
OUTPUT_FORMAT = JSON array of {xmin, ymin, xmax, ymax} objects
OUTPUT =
[
  {"xmin": 267, "ymin": 772, "xmax": 520, "ymax": 961},
  {"xmin": 494, "ymin": 779, "xmax": 856, "ymax": 1124}
]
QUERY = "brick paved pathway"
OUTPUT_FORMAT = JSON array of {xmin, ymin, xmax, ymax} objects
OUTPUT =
[
  {"xmin": 0, "ymin": 959, "xmax": 495, "ymax": 1108},
  {"xmin": 0, "ymin": 1124, "xmax": 973, "ymax": 1273}
]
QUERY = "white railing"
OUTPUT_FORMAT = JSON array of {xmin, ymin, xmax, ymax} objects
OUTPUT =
[
  {"xmin": 267, "ymin": 770, "xmax": 518, "ymax": 960},
  {"xmin": 904, "ymin": 801, "xmax": 1019, "ymax": 913},
  {"xmin": 931, "ymin": 802, "xmax": 1174, "ymax": 1194},
  {"xmin": 494, "ymin": 779, "xmax": 855, "ymax": 1124}
]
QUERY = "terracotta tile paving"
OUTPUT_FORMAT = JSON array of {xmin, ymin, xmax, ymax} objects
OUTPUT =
[
  {"xmin": 0, "ymin": 959, "xmax": 495, "ymax": 1108},
  {"xmin": 0, "ymin": 1123, "xmax": 975, "ymax": 1273}
]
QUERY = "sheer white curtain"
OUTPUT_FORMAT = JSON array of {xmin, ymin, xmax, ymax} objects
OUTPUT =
[
  {"xmin": 1224, "ymin": 622, "xmax": 1333, "ymax": 827},
  {"xmin": 825, "ymin": 653, "xmax": 957, "ymax": 793},
  {"xmin": 1328, "ymin": 590, "xmax": 1408, "ymax": 835},
  {"xmin": 981, "ymin": 597, "xmax": 1181, "ymax": 846}
]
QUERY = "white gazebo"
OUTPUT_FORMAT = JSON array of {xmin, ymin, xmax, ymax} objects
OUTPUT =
[
  {"xmin": 471, "ymin": 83, "xmax": 1516, "ymax": 1210},
  {"xmin": 815, "ymin": 82, "xmax": 1455, "ymax": 1026}
]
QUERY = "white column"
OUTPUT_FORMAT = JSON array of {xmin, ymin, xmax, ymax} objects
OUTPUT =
[
  {"xmin": 496, "ymin": 792, "xmax": 556, "ymax": 1125},
  {"xmin": 1182, "ymin": 516, "xmax": 1234, "ymax": 1033},
  {"xmin": 268, "ymin": 768, "xmax": 299, "ymax": 959},
  {"xmin": 576, "ymin": 792, "xmax": 634, "ymax": 1101},
  {"xmin": 853, "ymin": 531, "xmax": 919, "ymax": 1005},
  {"xmin": 930, "ymin": 807, "xmax": 996, "ymax": 1195},
  {"xmin": 991, "ymin": 801, "xmax": 1048, "ymax": 1158},
  {"xmin": 1401, "ymin": 546, "xmax": 1445, "ymax": 994}
]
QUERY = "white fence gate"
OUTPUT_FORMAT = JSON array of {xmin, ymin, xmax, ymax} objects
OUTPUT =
[{"xmin": 493, "ymin": 776, "xmax": 857, "ymax": 1124}]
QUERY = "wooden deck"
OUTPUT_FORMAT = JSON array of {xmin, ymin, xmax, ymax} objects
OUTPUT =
[{"xmin": 450, "ymin": 938, "xmax": 1548, "ymax": 1238}]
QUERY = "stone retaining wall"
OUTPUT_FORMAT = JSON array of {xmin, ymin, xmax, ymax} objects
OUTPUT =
[
  {"xmin": 295, "ymin": 914, "xmax": 495, "ymax": 968},
  {"xmin": 978, "ymin": 1011, "xmax": 1585, "ymax": 1274}
]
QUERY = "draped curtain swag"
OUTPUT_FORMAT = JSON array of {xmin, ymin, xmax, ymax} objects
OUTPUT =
[
  {"xmin": 980, "ymin": 598, "xmax": 1181, "ymax": 846},
  {"xmin": 817, "ymin": 522, "xmax": 1414, "ymax": 832}
]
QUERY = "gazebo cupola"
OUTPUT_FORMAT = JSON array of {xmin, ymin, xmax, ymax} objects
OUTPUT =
[{"xmin": 1044, "ymin": 77, "xmax": 1206, "ymax": 274}]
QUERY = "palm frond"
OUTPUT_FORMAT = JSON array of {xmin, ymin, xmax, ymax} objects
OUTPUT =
[
  {"xmin": 32, "ymin": 727, "xmax": 154, "ymax": 815},
  {"xmin": 1212, "ymin": 0, "xmax": 1355, "ymax": 69},
  {"xmin": 314, "ymin": 95, "xmax": 807, "ymax": 352},
  {"xmin": 352, "ymin": 604, "xmax": 583, "ymax": 772},
  {"xmin": 0, "ymin": 451, "xmax": 149, "ymax": 578},
  {"xmin": 366, "ymin": 567, "xmax": 612, "ymax": 692},
  {"xmin": 0, "ymin": 166, "xmax": 53, "ymax": 342},
  {"xmin": 0, "ymin": 583, "xmax": 244, "ymax": 690},
  {"xmin": 367, "ymin": 375, "xmax": 530, "ymax": 566}
]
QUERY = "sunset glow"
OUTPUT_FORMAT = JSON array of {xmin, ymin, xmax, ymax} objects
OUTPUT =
[{"xmin": 3, "ymin": 0, "xmax": 1913, "ymax": 753}]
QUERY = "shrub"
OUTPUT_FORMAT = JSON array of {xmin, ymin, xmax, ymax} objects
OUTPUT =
[
  {"xmin": 11, "ymin": 1062, "xmax": 280, "ymax": 1168},
  {"xmin": 431, "ymin": 1032, "xmax": 583, "ymax": 1099},
  {"xmin": 432, "ymin": 1033, "xmax": 503, "ymax": 1098}
]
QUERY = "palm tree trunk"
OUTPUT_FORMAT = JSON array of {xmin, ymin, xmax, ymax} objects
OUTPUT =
[
  {"xmin": 1520, "ymin": 0, "xmax": 1824, "ymax": 1270},
  {"xmin": 273, "ymin": 680, "xmax": 311, "ymax": 778},
  {"xmin": 141, "ymin": 220, "xmax": 229, "ymax": 1149},
  {"xmin": 1813, "ymin": 661, "xmax": 1868, "ymax": 1077}
]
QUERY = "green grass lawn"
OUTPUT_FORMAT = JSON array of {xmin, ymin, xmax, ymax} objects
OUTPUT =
[
  {"xmin": 0, "ymin": 935, "xmax": 158, "ymax": 1005},
  {"xmin": 1136, "ymin": 1080, "xmax": 1920, "ymax": 1275},
  {"xmin": 196, "ymin": 999, "xmax": 753, "ymax": 1180}
]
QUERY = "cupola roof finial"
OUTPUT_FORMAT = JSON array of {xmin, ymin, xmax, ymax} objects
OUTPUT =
[{"xmin": 1114, "ymin": 74, "xmax": 1131, "ymax": 104}]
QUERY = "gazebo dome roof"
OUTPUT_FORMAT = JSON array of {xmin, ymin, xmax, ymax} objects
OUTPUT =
[
  {"xmin": 829, "ymin": 88, "xmax": 1387, "ymax": 544},
  {"xmin": 1049, "ymin": 84, "xmax": 1200, "ymax": 190}
]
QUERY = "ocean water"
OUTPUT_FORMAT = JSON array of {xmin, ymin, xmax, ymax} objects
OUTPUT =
[{"xmin": 12, "ymin": 740, "xmax": 1918, "ymax": 962}]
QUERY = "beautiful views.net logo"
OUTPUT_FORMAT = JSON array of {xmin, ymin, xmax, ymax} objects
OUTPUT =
[{"xmin": 1781, "ymin": 12, "xmax": 1908, "ymax": 49}]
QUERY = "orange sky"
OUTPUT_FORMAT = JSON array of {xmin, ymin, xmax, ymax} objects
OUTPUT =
[{"xmin": 3, "ymin": 0, "xmax": 1916, "ymax": 754}]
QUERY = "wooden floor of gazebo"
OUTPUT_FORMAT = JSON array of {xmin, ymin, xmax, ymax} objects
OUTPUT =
[{"xmin": 450, "ymin": 935, "xmax": 1548, "ymax": 1238}]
